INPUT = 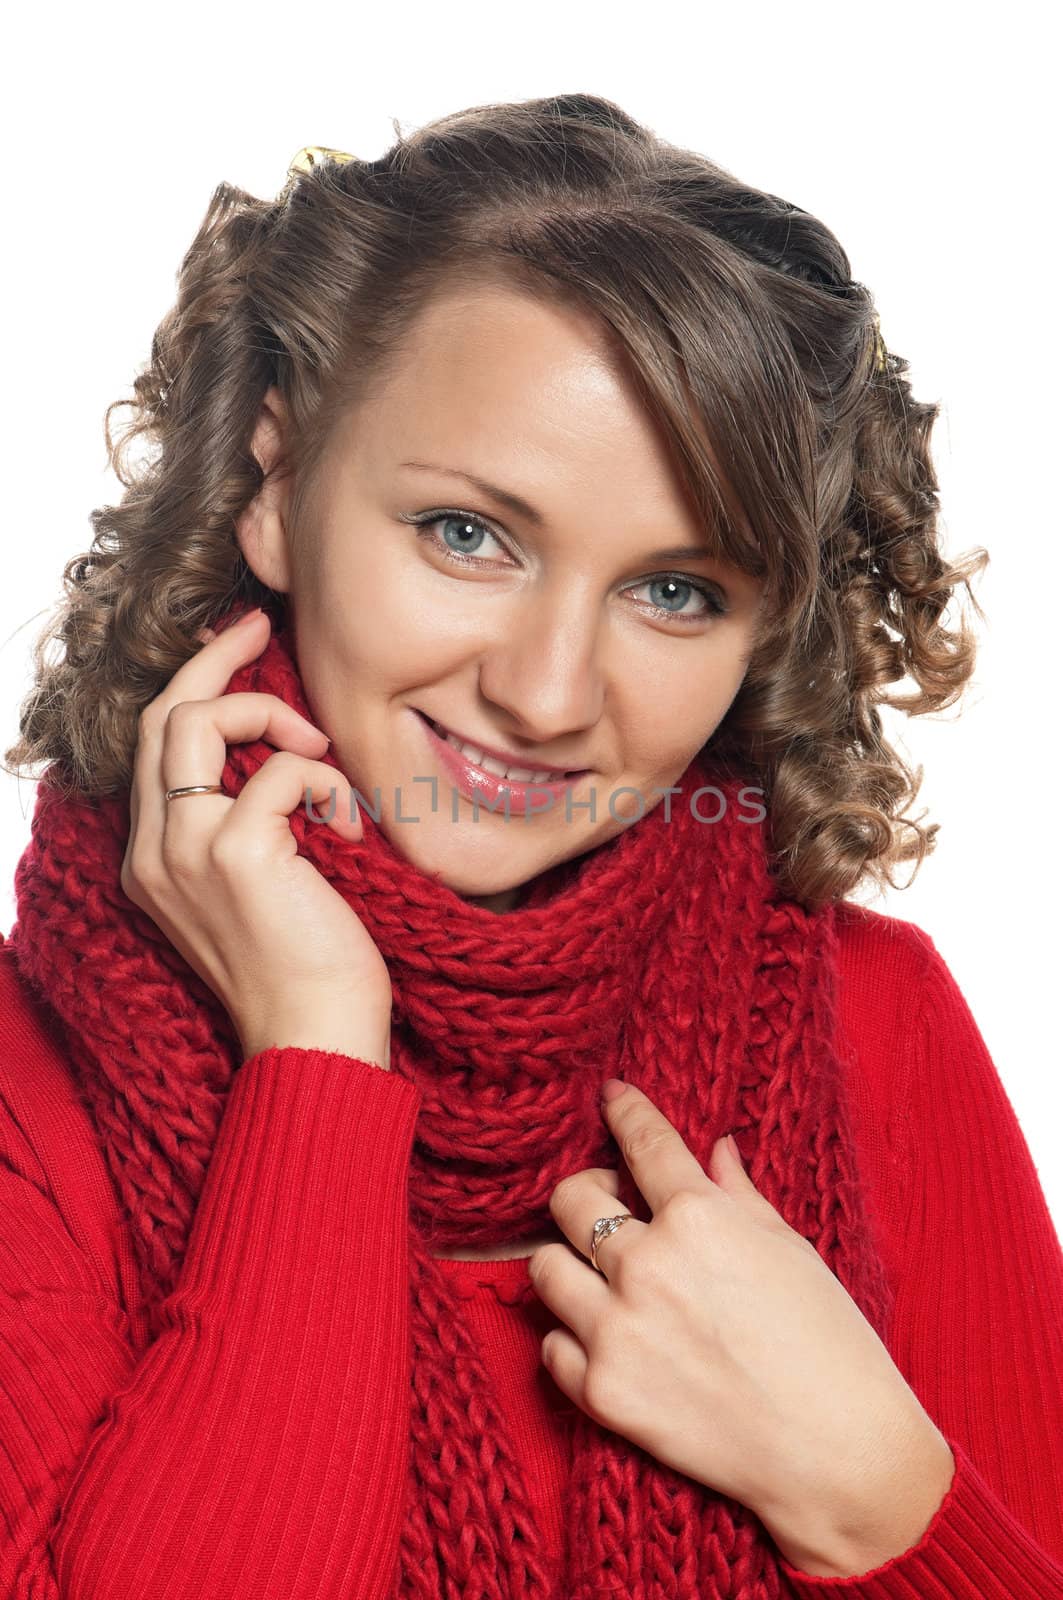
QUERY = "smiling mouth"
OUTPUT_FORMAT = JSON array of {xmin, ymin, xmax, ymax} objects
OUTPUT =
[{"xmin": 416, "ymin": 710, "xmax": 589, "ymax": 783}]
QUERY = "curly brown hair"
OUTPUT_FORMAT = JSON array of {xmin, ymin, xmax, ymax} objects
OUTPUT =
[{"xmin": 4, "ymin": 91, "xmax": 987, "ymax": 910}]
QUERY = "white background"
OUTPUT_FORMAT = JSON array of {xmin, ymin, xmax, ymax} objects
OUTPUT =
[{"xmin": 1, "ymin": 2, "xmax": 1059, "ymax": 1229}]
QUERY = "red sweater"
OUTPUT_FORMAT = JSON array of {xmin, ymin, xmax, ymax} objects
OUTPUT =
[{"xmin": 0, "ymin": 903, "xmax": 1061, "ymax": 1599}]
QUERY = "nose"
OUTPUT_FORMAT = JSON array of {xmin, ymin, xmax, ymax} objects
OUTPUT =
[{"xmin": 476, "ymin": 584, "xmax": 605, "ymax": 748}]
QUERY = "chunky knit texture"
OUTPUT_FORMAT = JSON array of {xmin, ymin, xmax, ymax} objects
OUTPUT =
[{"xmin": 9, "ymin": 602, "xmax": 901, "ymax": 1599}]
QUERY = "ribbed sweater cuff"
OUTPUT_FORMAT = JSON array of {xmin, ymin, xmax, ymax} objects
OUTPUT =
[
  {"xmin": 179, "ymin": 1045, "xmax": 422, "ymax": 1303},
  {"xmin": 778, "ymin": 1438, "xmax": 1063, "ymax": 1598}
]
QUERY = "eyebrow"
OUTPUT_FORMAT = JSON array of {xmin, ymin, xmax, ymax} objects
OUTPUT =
[{"xmin": 398, "ymin": 460, "xmax": 718, "ymax": 564}]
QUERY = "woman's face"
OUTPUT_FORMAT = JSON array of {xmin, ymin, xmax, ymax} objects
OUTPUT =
[{"xmin": 237, "ymin": 279, "xmax": 765, "ymax": 912}]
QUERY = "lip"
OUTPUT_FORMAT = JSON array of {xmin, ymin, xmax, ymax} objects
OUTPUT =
[
  {"xmin": 417, "ymin": 710, "xmax": 586, "ymax": 777},
  {"xmin": 413, "ymin": 709, "xmax": 589, "ymax": 817}
]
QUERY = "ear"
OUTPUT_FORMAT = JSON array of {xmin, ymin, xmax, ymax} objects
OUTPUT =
[{"xmin": 234, "ymin": 385, "xmax": 296, "ymax": 594}]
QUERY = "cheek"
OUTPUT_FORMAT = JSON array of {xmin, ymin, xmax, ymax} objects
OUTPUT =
[
  {"xmin": 303, "ymin": 534, "xmax": 473, "ymax": 689},
  {"xmin": 622, "ymin": 647, "xmax": 748, "ymax": 773}
]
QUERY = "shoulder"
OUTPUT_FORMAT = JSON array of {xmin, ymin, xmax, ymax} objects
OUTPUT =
[
  {"xmin": 834, "ymin": 898, "xmax": 940, "ymax": 987},
  {"xmin": 833, "ymin": 899, "xmax": 977, "ymax": 1051},
  {"xmin": 833, "ymin": 900, "xmax": 950, "ymax": 1057},
  {"xmin": 0, "ymin": 931, "xmax": 132, "ymax": 1307},
  {"xmin": 830, "ymin": 903, "xmax": 971, "ymax": 1265}
]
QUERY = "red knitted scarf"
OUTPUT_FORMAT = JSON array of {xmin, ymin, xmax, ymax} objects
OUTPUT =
[{"xmin": 9, "ymin": 604, "xmax": 894, "ymax": 1600}]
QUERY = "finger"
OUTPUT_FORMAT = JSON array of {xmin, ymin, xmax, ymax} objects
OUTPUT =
[
  {"xmin": 152, "ymin": 694, "xmax": 332, "ymax": 865},
  {"xmin": 547, "ymin": 1168, "xmax": 645, "ymax": 1278},
  {"xmin": 153, "ymin": 608, "xmax": 271, "ymax": 726},
  {"xmin": 539, "ymin": 1324, "xmax": 589, "ymax": 1409},
  {"xmin": 130, "ymin": 609, "xmax": 274, "ymax": 850},
  {"xmin": 707, "ymin": 1131, "xmax": 793, "ymax": 1229},
  {"xmin": 709, "ymin": 1131, "xmax": 759, "ymax": 1198},
  {"xmin": 162, "ymin": 727, "xmax": 363, "ymax": 883},
  {"xmin": 526, "ymin": 1240, "xmax": 607, "ymax": 1345},
  {"xmin": 212, "ymin": 750, "xmax": 363, "ymax": 859},
  {"xmin": 600, "ymin": 1082, "xmax": 713, "ymax": 1215},
  {"xmin": 160, "ymin": 692, "xmax": 327, "ymax": 798},
  {"xmin": 150, "ymin": 691, "xmax": 329, "ymax": 859}
]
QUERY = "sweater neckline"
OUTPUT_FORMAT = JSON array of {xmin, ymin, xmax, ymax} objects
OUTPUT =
[
  {"xmin": 433, "ymin": 1252, "xmax": 532, "ymax": 1275},
  {"xmin": 432, "ymin": 1252, "xmax": 536, "ymax": 1305}
]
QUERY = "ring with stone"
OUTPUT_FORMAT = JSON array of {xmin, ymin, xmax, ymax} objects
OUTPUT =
[{"xmin": 590, "ymin": 1212, "xmax": 635, "ymax": 1274}]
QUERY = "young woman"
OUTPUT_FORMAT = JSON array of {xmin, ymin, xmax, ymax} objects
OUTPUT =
[{"xmin": 1, "ymin": 93, "xmax": 1060, "ymax": 1600}]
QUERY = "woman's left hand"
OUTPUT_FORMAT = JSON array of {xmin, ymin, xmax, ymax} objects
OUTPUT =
[{"xmin": 527, "ymin": 1079, "xmax": 956, "ymax": 1576}]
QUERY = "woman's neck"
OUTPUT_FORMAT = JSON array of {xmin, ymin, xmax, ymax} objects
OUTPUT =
[{"xmin": 462, "ymin": 883, "xmax": 528, "ymax": 913}]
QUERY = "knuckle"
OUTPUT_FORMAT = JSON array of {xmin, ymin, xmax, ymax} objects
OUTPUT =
[
  {"xmin": 549, "ymin": 1173, "xmax": 581, "ymax": 1215},
  {"xmin": 527, "ymin": 1244, "xmax": 569, "ymax": 1297},
  {"xmin": 582, "ymin": 1357, "xmax": 625, "ymax": 1425},
  {"xmin": 212, "ymin": 814, "xmax": 273, "ymax": 876},
  {"xmin": 607, "ymin": 1234, "xmax": 652, "ymax": 1293},
  {"xmin": 266, "ymin": 748, "xmax": 303, "ymax": 772},
  {"xmin": 119, "ymin": 853, "xmax": 141, "ymax": 902},
  {"xmin": 526, "ymin": 1246, "xmax": 554, "ymax": 1288},
  {"xmin": 159, "ymin": 830, "xmax": 202, "ymax": 881},
  {"xmin": 662, "ymin": 1186, "xmax": 708, "ymax": 1228},
  {"xmin": 163, "ymin": 698, "xmax": 202, "ymax": 733},
  {"xmin": 620, "ymin": 1122, "xmax": 670, "ymax": 1166},
  {"xmin": 250, "ymin": 749, "xmax": 300, "ymax": 784},
  {"xmin": 121, "ymin": 849, "xmax": 159, "ymax": 907},
  {"xmin": 205, "ymin": 824, "xmax": 250, "ymax": 873},
  {"xmin": 136, "ymin": 702, "xmax": 165, "ymax": 743}
]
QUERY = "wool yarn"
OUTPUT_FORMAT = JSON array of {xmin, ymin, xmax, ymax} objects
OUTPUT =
[{"xmin": 9, "ymin": 600, "xmax": 895, "ymax": 1600}]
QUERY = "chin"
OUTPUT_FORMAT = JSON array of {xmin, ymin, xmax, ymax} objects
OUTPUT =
[{"xmin": 376, "ymin": 811, "xmax": 552, "ymax": 900}]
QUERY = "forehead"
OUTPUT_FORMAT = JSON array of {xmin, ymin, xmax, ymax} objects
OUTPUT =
[
  {"xmin": 369, "ymin": 278, "xmax": 630, "ymax": 418},
  {"xmin": 335, "ymin": 275, "xmax": 767, "ymax": 598},
  {"xmin": 354, "ymin": 282, "xmax": 690, "ymax": 509}
]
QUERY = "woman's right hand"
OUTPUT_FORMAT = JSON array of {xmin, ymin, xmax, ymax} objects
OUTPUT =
[{"xmin": 120, "ymin": 606, "xmax": 393, "ymax": 1069}]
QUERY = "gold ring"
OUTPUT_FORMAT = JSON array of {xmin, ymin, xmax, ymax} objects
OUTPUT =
[{"xmin": 165, "ymin": 785, "xmax": 226, "ymax": 801}]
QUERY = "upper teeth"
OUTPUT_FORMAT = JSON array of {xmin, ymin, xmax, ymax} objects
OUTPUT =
[{"xmin": 432, "ymin": 721, "xmax": 566, "ymax": 784}]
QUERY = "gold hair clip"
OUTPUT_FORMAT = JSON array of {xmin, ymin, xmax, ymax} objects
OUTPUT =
[
  {"xmin": 872, "ymin": 314, "xmax": 888, "ymax": 374},
  {"xmin": 279, "ymin": 144, "xmax": 356, "ymax": 200}
]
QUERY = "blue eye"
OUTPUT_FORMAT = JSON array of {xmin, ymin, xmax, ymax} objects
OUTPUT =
[
  {"xmin": 431, "ymin": 512, "xmax": 499, "ymax": 559},
  {"xmin": 398, "ymin": 508, "xmax": 729, "ymax": 624},
  {"xmin": 400, "ymin": 509, "xmax": 505, "ymax": 564},
  {"xmin": 630, "ymin": 576, "xmax": 728, "ymax": 621}
]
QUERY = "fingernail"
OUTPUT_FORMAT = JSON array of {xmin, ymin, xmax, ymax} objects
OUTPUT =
[
  {"xmin": 726, "ymin": 1133, "xmax": 742, "ymax": 1162},
  {"xmin": 221, "ymin": 607, "xmax": 262, "ymax": 631},
  {"xmin": 301, "ymin": 716, "xmax": 329, "ymax": 746},
  {"xmin": 601, "ymin": 1078, "xmax": 628, "ymax": 1103}
]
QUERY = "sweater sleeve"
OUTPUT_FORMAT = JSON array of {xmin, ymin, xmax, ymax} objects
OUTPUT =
[
  {"xmin": 0, "ymin": 1044, "xmax": 422, "ymax": 1600},
  {"xmin": 779, "ymin": 931, "xmax": 1063, "ymax": 1598}
]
